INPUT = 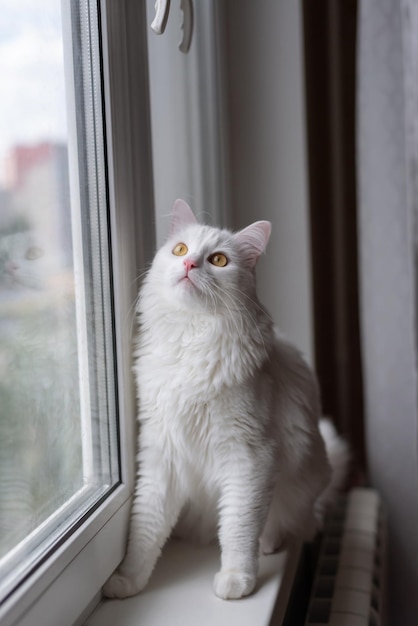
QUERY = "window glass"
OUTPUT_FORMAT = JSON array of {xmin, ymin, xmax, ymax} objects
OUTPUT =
[{"xmin": 0, "ymin": 0, "xmax": 119, "ymax": 600}]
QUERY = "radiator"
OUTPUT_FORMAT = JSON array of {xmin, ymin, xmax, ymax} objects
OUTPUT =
[{"xmin": 304, "ymin": 488, "xmax": 387, "ymax": 626}]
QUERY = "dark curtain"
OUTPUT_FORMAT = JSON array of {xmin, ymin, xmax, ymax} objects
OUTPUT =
[{"xmin": 302, "ymin": 0, "xmax": 366, "ymax": 476}]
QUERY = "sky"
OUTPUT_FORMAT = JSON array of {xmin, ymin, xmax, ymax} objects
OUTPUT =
[{"xmin": 0, "ymin": 0, "xmax": 67, "ymax": 186}]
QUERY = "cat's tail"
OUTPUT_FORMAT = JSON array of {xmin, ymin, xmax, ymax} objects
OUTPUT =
[{"xmin": 315, "ymin": 418, "xmax": 351, "ymax": 523}]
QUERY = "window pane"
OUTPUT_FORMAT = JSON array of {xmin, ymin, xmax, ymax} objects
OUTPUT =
[{"xmin": 0, "ymin": 0, "xmax": 119, "ymax": 599}]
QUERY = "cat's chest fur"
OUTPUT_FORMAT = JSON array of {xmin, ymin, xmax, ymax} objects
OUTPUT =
[
  {"xmin": 135, "ymin": 311, "xmax": 270, "ymax": 463},
  {"xmin": 137, "ymin": 310, "xmax": 268, "ymax": 401}
]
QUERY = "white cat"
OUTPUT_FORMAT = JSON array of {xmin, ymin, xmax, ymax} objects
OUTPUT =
[
  {"xmin": 0, "ymin": 230, "xmax": 50, "ymax": 290},
  {"xmin": 103, "ymin": 199, "xmax": 349, "ymax": 601}
]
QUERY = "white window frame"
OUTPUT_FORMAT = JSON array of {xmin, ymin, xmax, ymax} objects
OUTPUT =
[{"xmin": 0, "ymin": 2, "xmax": 154, "ymax": 625}]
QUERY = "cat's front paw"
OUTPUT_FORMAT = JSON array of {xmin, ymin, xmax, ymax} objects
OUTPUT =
[
  {"xmin": 102, "ymin": 572, "xmax": 143, "ymax": 599},
  {"xmin": 213, "ymin": 569, "xmax": 256, "ymax": 600}
]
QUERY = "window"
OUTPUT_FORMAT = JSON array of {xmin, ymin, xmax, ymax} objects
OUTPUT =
[
  {"xmin": 0, "ymin": 1, "xmax": 147, "ymax": 624},
  {"xmin": 0, "ymin": 0, "xmax": 119, "ymax": 598},
  {"xmin": 1, "ymin": 1, "xmax": 312, "ymax": 624}
]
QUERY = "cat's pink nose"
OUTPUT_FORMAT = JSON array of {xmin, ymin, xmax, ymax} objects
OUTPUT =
[{"xmin": 183, "ymin": 258, "xmax": 198, "ymax": 273}]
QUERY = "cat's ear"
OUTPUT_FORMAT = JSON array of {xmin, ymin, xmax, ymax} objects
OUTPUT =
[
  {"xmin": 235, "ymin": 221, "xmax": 271, "ymax": 267},
  {"xmin": 169, "ymin": 199, "xmax": 197, "ymax": 236}
]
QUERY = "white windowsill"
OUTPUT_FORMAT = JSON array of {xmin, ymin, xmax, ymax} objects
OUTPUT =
[{"xmin": 84, "ymin": 539, "xmax": 302, "ymax": 626}]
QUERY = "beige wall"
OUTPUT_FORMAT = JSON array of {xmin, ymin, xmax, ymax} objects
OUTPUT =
[{"xmin": 224, "ymin": 0, "xmax": 314, "ymax": 363}]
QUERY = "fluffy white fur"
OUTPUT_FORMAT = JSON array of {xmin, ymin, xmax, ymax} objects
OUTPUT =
[{"xmin": 103, "ymin": 199, "xmax": 349, "ymax": 601}]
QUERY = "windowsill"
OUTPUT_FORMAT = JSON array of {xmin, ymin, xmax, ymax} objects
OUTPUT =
[{"xmin": 84, "ymin": 539, "xmax": 302, "ymax": 626}]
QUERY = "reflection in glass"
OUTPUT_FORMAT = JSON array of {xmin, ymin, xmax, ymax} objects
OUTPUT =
[
  {"xmin": 0, "ymin": 0, "xmax": 80, "ymax": 559},
  {"xmin": 0, "ymin": 141, "xmax": 82, "ymax": 559},
  {"xmin": 0, "ymin": 0, "xmax": 118, "ymax": 582}
]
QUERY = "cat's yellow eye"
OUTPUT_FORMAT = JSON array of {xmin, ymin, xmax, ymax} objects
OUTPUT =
[
  {"xmin": 172, "ymin": 243, "xmax": 188, "ymax": 256},
  {"xmin": 25, "ymin": 246, "xmax": 44, "ymax": 261},
  {"xmin": 208, "ymin": 252, "xmax": 228, "ymax": 267}
]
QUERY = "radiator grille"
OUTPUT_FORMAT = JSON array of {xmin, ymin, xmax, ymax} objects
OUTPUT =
[{"xmin": 304, "ymin": 488, "xmax": 386, "ymax": 626}]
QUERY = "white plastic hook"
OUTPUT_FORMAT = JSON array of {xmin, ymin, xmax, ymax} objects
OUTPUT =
[
  {"xmin": 150, "ymin": 0, "xmax": 193, "ymax": 54},
  {"xmin": 150, "ymin": 0, "xmax": 170, "ymax": 35}
]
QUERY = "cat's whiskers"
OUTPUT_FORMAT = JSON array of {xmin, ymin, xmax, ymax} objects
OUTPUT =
[
  {"xmin": 126, "ymin": 291, "xmax": 142, "ymax": 340},
  {"xmin": 207, "ymin": 283, "xmax": 245, "ymax": 339},
  {"xmin": 227, "ymin": 285, "xmax": 273, "ymax": 322},
  {"xmin": 204, "ymin": 283, "xmax": 218, "ymax": 315},
  {"xmin": 129, "ymin": 271, "xmax": 146, "ymax": 290},
  {"xmin": 192, "ymin": 272, "xmax": 216, "ymax": 313},
  {"xmin": 128, "ymin": 265, "xmax": 153, "ymax": 339},
  {"xmin": 214, "ymin": 284, "xmax": 270, "ymax": 361}
]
